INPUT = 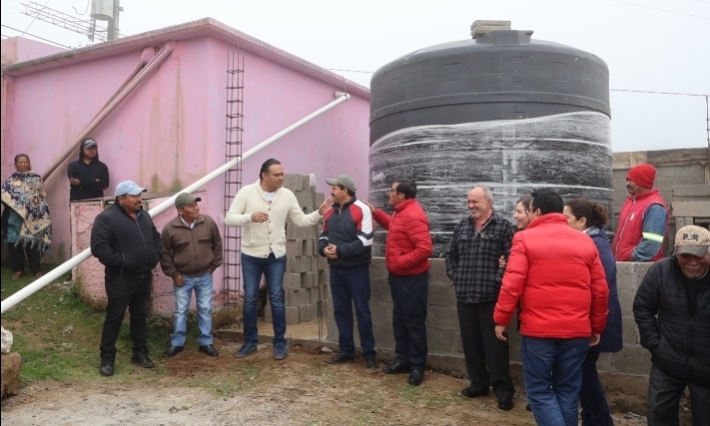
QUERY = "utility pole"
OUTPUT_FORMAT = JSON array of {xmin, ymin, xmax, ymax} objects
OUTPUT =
[{"xmin": 107, "ymin": 0, "xmax": 121, "ymax": 41}]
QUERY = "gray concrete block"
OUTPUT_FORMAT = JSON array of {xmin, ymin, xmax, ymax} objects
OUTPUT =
[
  {"xmin": 370, "ymin": 278, "xmax": 392, "ymax": 303},
  {"xmin": 672, "ymin": 200, "xmax": 710, "ymax": 217},
  {"xmin": 672, "ymin": 184, "xmax": 710, "ymax": 198},
  {"xmin": 285, "ymin": 306, "xmax": 300, "ymax": 325},
  {"xmin": 286, "ymin": 239, "xmax": 302, "ymax": 256},
  {"xmin": 609, "ymin": 344, "xmax": 652, "ymax": 375},
  {"xmin": 428, "ymin": 280, "xmax": 456, "ymax": 306},
  {"xmin": 425, "ymin": 305, "xmax": 459, "ymax": 330},
  {"xmin": 287, "ymin": 256, "xmax": 312, "ymax": 273},
  {"xmin": 283, "ymin": 272, "xmax": 301, "ymax": 291},
  {"xmin": 369, "ymin": 258, "xmax": 389, "ymax": 280},
  {"xmin": 299, "ymin": 304, "xmax": 315, "ymax": 322},
  {"xmin": 622, "ymin": 315, "xmax": 640, "ymax": 345},
  {"xmin": 310, "ymin": 286, "xmax": 327, "ymax": 305},
  {"xmin": 294, "ymin": 190, "xmax": 315, "ymax": 210},
  {"xmin": 285, "ymin": 288, "xmax": 310, "ymax": 306},
  {"xmin": 302, "ymin": 271, "xmax": 317, "ymax": 289},
  {"xmin": 372, "ymin": 325, "xmax": 395, "ymax": 349},
  {"xmin": 283, "ymin": 174, "xmax": 304, "ymax": 190},
  {"xmin": 371, "ymin": 301, "xmax": 393, "ymax": 328},
  {"xmin": 597, "ymin": 352, "xmax": 613, "ymax": 372},
  {"xmin": 304, "ymin": 239, "xmax": 315, "ymax": 255},
  {"xmin": 426, "ymin": 325, "xmax": 460, "ymax": 354}
]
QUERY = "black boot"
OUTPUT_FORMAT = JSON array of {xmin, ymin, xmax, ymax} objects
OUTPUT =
[
  {"xmin": 99, "ymin": 356, "xmax": 115, "ymax": 377},
  {"xmin": 131, "ymin": 347, "xmax": 155, "ymax": 368}
]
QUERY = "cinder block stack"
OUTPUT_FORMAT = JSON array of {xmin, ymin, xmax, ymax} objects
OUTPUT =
[{"xmin": 264, "ymin": 174, "xmax": 329, "ymax": 325}]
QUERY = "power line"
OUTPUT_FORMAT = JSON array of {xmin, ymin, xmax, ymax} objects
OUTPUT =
[
  {"xmin": 21, "ymin": 0, "xmax": 52, "ymax": 36},
  {"xmin": 0, "ymin": 1, "xmax": 24, "ymax": 12},
  {"xmin": 1, "ymin": 23, "xmax": 72, "ymax": 48},
  {"xmin": 610, "ymin": 88, "xmax": 709, "ymax": 97},
  {"xmin": 603, "ymin": 0, "xmax": 710, "ymax": 19}
]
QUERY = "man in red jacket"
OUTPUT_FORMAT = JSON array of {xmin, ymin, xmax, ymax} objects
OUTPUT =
[
  {"xmin": 369, "ymin": 180, "xmax": 433, "ymax": 386},
  {"xmin": 612, "ymin": 163, "xmax": 668, "ymax": 261},
  {"xmin": 494, "ymin": 188, "xmax": 609, "ymax": 426}
]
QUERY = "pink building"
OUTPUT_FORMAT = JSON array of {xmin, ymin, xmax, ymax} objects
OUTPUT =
[{"xmin": 1, "ymin": 18, "xmax": 370, "ymax": 314}]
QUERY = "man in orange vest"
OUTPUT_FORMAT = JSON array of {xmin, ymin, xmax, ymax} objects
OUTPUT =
[{"xmin": 612, "ymin": 164, "xmax": 668, "ymax": 261}]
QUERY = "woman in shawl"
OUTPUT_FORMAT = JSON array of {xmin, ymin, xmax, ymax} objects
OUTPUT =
[{"xmin": 1, "ymin": 154, "xmax": 52, "ymax": 279}]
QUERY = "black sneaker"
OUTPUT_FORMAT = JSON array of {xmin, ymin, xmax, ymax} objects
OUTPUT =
[
  {"xmin": 99, "ymin": 357, "xmax": 115, "ymax": 377},
  {"xmin": 365, "ymin": 357, "xmax": 378, "ymax": 370},
  {"xmin": 199, "ymin": 344, "xmax": 219, "ymax": 357},
  {"xmin": 163, "ymin": 345, "xmax": 184, "ymax": 359},
  {"xmin": 131, "ymin": 351, "xmax": 155, "ymax": 368}
]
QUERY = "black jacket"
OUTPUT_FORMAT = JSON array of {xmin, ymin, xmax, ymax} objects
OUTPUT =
[
  {"xmin": 90, "ymin": 203, "xmax": 162, "ymax": 278},
  {"xmin": 67, "ymin": 153, "xmax": 109, "ymax": 201},
  {"xmin": 633, "ymin": 256, "xmax": 710, "ymax": 386}
]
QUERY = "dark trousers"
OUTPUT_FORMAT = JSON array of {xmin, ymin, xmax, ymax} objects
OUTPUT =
[
  {"xmin": 579, "ymin": 351, "xmax": 614, "ymax": 426},
  {"xmin": 389, "ymin": 271, "xmax": 429, "ymax": 368},
  {"xmin": 8, "ymin": 243, "xmax": 41, "ymax": 274},
  {"xmin": 648, "ymin": 364, "xmax": 710, "ymax": 426},
  {"xmin": 330, "ymin": 265, "xmax": 376, "ymax": 358},
  {"xmin": 457, "ymin": 300, "xmax": 515, "ymax": 399},
  {"xmin": 100, "ymin": 274, "xmax": 152, "ymax": 358}
]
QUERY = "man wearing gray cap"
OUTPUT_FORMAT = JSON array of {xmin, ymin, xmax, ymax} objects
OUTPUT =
[
  {"xmin": 160, "ymin": 193, "xmax": 223, "ymax": 359},
  {"xmin": 318, "ymin": 174, "xmax": 377, "ymax": 370},
  {"xmin": 91, "ymin": 180, "xmax": 162, "ymax": 376},
  {"xmin": 634, "ymin": 225, "xmax": 710, "ymax": 425}
]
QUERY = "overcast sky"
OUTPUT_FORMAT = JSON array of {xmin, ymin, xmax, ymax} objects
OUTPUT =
[{"xmin": 2, "ymin": 0, "xmax": 709, "ymax": 152}]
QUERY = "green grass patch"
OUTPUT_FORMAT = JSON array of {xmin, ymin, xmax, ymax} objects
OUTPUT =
[{"xmin": 1, "ymin": 264, "xmax": 179, "ymax": 385}]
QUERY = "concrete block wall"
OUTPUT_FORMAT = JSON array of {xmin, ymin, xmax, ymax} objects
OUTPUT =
[
  {"xmin": 264, "ymin": 174, "xmax": 328, "ymax": 325},
  {"xmin": 323, "ymin": 258, "xmax": 655, "ymax": 411}
]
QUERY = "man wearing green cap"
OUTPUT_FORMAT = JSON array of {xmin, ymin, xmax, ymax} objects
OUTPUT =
[{"xmin": 160, "ymin": 193, "xmax": 223, "ymax": 359}]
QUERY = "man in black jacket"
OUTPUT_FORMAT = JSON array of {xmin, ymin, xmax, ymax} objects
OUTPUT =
[
  {"xmin": 318, "ymin": 175, "xmax": 377, "ymax": 370},
  {"xmin": 90, "ymin": 180, "xmax": 162, "ymax": 377},
  {"xmin": 68, "ymin": 138, "xmax": 110, "ymax": 201},
  {"xmin": 633, "ymin": 225, "xmax": 710, "ymax": 425}
]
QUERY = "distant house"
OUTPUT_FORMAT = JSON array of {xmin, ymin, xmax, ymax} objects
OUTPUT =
[{"xmin": 1, "ymin": 17, "xmax": 370, "ymax": 262}]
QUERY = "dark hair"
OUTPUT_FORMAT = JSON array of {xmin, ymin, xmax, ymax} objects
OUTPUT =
[
  {"xmin": 259, "ymin": 158, "xmax": 281, "ymax": 181},
  {"xmin": 14, "ymin": 153, "xmax": 30, "ymax": 164},
  {"xmin": 530, "ymin": 188, "xmax": 563, "ymax": 215},
  {"xmin": 565, "ymin": 198, "xmax": 609, "ymax": 228},
  {"xmin": 336, "ymin": 184, "xmax": 355, "ymax": 197},
  {"xmin": 517, "ymin": 196, "xmax": 532, "ymax": 211},
  {"xmin": 394, "ymin": 180, "xmax": 417, "ymax": 199}
]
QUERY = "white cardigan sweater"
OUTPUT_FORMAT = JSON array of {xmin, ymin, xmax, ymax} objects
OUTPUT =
[{"xmin": 224, "ymin": 181, "xmax": 321, "ymax": 258}]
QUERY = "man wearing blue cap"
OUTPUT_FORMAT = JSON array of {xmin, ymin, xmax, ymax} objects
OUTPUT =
[{"xmin": 90, "ymin": 180, "xmax": 162, "ymax": 376}]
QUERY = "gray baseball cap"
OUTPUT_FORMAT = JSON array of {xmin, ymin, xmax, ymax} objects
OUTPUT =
[
  {"xmin": 174, "ymin": 192, "xmax": 202, "ymax": 208},
  {"xmin": 325, "ymin": 175, "xmax": 356, "ymax": 193}
]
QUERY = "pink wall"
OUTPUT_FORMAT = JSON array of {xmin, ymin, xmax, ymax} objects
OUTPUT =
[{"xmin": 2, "ymin": 27, "xmax": 371, "ymax": 313}]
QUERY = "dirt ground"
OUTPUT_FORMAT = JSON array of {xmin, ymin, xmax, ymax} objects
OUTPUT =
[{"xmin": 1, "ymin": 339, "xmax": 651, "ymax": 426}]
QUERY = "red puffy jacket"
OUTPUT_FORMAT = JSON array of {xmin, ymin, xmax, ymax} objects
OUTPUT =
[
  {"xmin": 373, "ymin": 199, "xmax": 433, "ymax": 275},
  {"xmin": 493, "ymin": 213, "xmax": 609, "ymax": 338}
]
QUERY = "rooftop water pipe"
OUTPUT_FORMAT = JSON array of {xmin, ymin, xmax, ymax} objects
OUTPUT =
[
  {"xmin": 1, "ymin": 92, "xmax": 351, "ymax": 314},
  {"xmin": 41, "ymin": 41, "xmax": 175, "ymax": 181}
]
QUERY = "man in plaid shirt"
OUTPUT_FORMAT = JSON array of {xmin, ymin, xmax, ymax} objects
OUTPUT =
[{"xmin": 445, "ymin": 186, "xmax": 516, "ymax": 411}]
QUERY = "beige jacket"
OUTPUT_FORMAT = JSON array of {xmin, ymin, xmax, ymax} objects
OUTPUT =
[{"xmin": 225, "ymin": 181, "xmax": 321, "ymax": 258}]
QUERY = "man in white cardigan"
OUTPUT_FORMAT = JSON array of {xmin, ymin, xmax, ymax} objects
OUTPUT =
[{"xmin": 225, "ymin": 158, "xmax": 330, "ymax": 360}]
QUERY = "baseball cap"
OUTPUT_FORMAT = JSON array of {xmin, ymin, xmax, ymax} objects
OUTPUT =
[
  {"xmin": 82, "ymin": 138, "xmax": 97, "ymax": 148},
  {"xmin": 674, "ymin": 225, "xmax": 710, "ymax": 257},
  {"xmin": 115, "ymin": 180, "xmax": 147, "ymax": 197},
  {"xmin": 174, "ymin": 192, "xmax": 202, "ymax": 208},
  {"xmin": 325, "ymin": 175, "xmax": 356, "ymax": 193}
]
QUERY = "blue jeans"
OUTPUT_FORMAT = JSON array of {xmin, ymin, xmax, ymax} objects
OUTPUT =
[
  {"xmin": 171, "ymin": 272, "xmax": 214, "ymax": 346},
  {"xmin": 522, "ymin": 336, "xmax": 590, "ymax": 426},
  {"xmin": 330, "ymin": 266, "xmax": 376, "ymax": 358},
  {"xmin": 242, "ymin": 253, "xmax": 287, "ymax": 348}
]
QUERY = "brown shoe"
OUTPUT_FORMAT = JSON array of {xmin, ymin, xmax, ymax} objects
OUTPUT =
[
  {"xmin": 12, "ymin": 271, "xmax": 24, "ymax": 280},
  {"xmin": 34, "ymin": 272, "xmax": 44, "ymax": 278}
]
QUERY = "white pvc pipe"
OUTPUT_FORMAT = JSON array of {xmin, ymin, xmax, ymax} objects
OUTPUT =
[{"xmin": 1, "ymin": 93, "xmax": 350, "ymax": 314}]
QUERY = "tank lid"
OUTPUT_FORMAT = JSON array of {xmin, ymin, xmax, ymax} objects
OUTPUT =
[{"xmin": 470, "ymin": 20, "xmax": 534, "ymax": 40}]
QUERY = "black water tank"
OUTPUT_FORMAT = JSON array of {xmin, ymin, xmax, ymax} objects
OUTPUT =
[{"xmin": 369, "ymin": 29, "xmax": 613, "ymax": 257}]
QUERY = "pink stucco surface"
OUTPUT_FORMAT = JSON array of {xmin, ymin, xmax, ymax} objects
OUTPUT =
[{"xmin": 1, "ymin": 19, "xmax": 370, "ymax": 315}]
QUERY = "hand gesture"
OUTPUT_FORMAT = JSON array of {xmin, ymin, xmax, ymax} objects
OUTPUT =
[
  {"xmin": 362, "ymin": 200, "xmax": 377, "ymax": 214},
  {"xmin": 69, "ymin": 178, "xmax": 81, "ymax": 186},
  {"xmin": 324, "ymin": 244, "xmax": 338, "ymax": 260},
  {"xmin": 495, "ymin": 325, "xmax": 508, "ymax": 341},
  {"xmin": 251, "ymin": 212, "xmax": 269, "ymax": 223},
  {"xmin": 318, "ymin": 197, "xmax": 333, "ymax": 215},
  {"xmin": 590, "ymin": 333, "xmax": 601, "ymax": 347}
]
